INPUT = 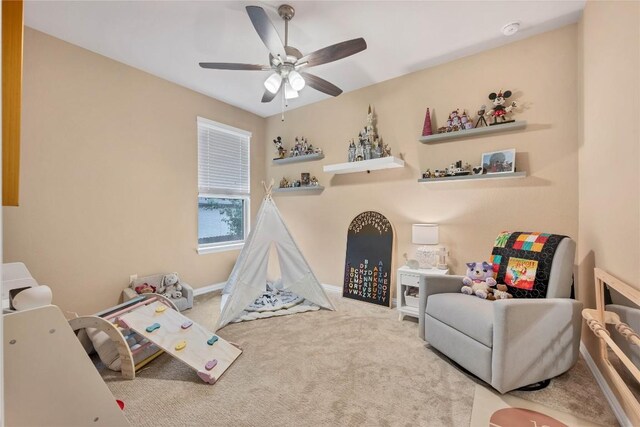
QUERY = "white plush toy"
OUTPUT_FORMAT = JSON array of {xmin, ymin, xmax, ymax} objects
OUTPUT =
[{"xmin": 160, "ymin": 272, "xmax": 183, "ymax": 299}]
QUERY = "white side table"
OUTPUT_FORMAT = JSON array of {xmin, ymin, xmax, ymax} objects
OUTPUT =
[{"xmin": 397, "ymin": 266, "xmax": 449, "ymax": 321}]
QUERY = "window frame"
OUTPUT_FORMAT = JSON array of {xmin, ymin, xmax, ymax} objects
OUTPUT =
[{"xmin": 196, "ymin": 117, "xmax": 251, "ymax": 254}]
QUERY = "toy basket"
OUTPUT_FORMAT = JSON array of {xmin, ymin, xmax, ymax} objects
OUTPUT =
[{"xmin": 404, "ymin": 290, "xmax": 419, "ymax": 308}]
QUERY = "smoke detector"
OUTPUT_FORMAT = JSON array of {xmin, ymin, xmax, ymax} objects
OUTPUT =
[{"xmin": 502, "ymin": 22, "xmax": 520, "ymax": 36}]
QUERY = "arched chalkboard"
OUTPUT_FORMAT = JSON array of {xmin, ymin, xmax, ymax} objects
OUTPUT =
[{"xmin": 343, "ymin": 211, "xmax": 394, "ymax": 307}]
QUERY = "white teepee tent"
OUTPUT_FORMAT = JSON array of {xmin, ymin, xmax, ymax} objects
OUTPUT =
[{"xmin": 215, "ymin": 184, "xmax": 335, "ymax": 330}]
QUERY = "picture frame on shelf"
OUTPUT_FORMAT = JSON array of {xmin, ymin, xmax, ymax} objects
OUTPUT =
[
  {"xmin": 481, "ymin": 149, "xmax": 516, "ymax": 174},
  {"xmin": 301, "ymin": 172, "xmax": 310, "ymax": 186}
]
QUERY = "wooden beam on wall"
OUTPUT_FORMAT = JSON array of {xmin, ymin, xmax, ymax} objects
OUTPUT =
[{"xmin": 2, "ymin": 0, "xmax": 24, "ymax": 206}]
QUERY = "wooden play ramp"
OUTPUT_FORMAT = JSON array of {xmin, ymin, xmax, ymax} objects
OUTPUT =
[
  {"xmin": 118, "ymin": 300, "xmax": 242, "ymax": 384},
  {"xmin": 4, "ymin": 305, "xmax": 130, "ymax": 426}
]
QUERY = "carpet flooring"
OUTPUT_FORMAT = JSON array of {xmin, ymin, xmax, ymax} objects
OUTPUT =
[{"xmin": 100, "ymin": 292, "xmax": 619, "ymax": 426}]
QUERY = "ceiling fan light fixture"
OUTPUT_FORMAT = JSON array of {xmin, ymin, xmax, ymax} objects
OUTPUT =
[
  {"xmin": 264, "ymin": 73, "xmax": 282, "ymax": 94},
  {"xmin": 288, "ymin": 70, "xmax": 305, "ymax": 91},
  {"xmin": 284, "ymin": 82, "xmax": 299, "ymax": 99}
]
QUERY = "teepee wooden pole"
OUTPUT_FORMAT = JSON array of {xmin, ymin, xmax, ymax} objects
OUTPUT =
[{"xmin": 262, "ymin": 179, "xmax": 274, "ymax": 198}]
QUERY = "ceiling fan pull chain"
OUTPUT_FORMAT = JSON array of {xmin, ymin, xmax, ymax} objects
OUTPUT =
[{"xmin": 281, "ymin": 90, "xmax": 286, "ymax": 122}]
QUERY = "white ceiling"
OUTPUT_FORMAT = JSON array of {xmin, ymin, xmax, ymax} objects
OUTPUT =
[{"xmin": 25, "ymin": 1, "xmax": 585, "ymax": 118}]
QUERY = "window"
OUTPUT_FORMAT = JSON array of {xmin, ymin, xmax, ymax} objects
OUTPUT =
[{"xmin": 197, "ymin": 117, "xmax": 251, "ymax": 254}]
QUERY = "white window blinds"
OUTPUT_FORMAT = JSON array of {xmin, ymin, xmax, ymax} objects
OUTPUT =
[{"xmin": 197, "ymin": 117, "xmax": 251, "ymax": 196}]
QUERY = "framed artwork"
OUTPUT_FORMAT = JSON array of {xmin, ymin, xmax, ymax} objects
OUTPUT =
[
  {"xmin": 481, "ymin": 149, "xmax": 516, "ymax": 174},
  {"xmin": 300, "ymin": 172, "xmax": 310, "ymax": 186}
]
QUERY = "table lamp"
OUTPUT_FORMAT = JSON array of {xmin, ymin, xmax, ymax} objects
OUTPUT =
[{"xmin": 412, "ymin": 224, "xmax": 447, "ymax": 269}]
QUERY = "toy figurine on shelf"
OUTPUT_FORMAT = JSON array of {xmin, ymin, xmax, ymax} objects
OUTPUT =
[
  {"xmin": 475, "ymin": 105, "xmax": 489, "ymax": 128},
  {"xmin": 460, "ymin": 111, "xmax": 474, "ymax": 130},
  {"xmin": 285, "ymin": 137, "xmax": 322, "ymax": 157},
  {"xmin": 273, "ymin": 137, "xmax": 286, "ymax": 159},
  {"xmin": 448, "ymin": 110, "xmax": 462, "ymax": 131},
  {"xmin": 486, "ymin": 90, "xmax": 517, "ymax": 125},
  {"xmin": 437, "ymin": 109, "xmax": 473, "ymax": 133},
  {"xmin": 423, "ymin": 161, "xmax": 473, "ymax": 180},
  {"xmin": 347, "ymin": 105, "xmax": 390, "ymax": 162},
  {"xmin": 310, "ymin": 176, "xmax": 319, "ymax": 186},
  {"xmin": 383, "ymin": 143, "xmax": 392, "ymax": 157},
  {"xmin": 279, "ymin": 177, "xmax": 289, "ymax": 188}
]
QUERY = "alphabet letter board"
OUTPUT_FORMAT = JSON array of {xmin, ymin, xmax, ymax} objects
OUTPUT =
[{"xmin": 343, "ymin": 211, "xmax": 394, "ymax": 307}]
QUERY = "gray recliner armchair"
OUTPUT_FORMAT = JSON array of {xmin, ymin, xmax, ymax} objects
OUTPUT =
[{"xmin": 418, "ymin": 234, "xmax": 582, "ymax": 393}]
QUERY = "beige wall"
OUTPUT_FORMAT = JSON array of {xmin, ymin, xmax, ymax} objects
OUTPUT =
[
  {"xmin": 3, "ymin": 28, "xmax": 266, "ymax": 314},
  {"xmin": 579, "ymin": 1, "xmax": 640, "ymax": 423},
  {"xmin": 265, "ymin": 25, "xmax": 579, "ymax": 291}
]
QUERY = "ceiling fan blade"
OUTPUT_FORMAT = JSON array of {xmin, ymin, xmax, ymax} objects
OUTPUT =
[
  {"xmin": 246, "ymin": 6, "xmax": 287, "ymax": 59},
  {"xmin": 300, "ymin": 72, "xmax": 343, "ymax": 97},
  {"xmin": 261, "ymin": 85, "xmax": 282, "ymax": 103},
  {"xmin": 297, "ymin": 38, "xmax": 367, "ymax": 68},
  {"xmin": 199, "ymin": 62, "xmax": 271, "ymax": 71}
]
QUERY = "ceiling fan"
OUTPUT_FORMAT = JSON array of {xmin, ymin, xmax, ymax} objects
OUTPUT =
[{"xmin": 199, "ymin": 4, "xmax": 367, "ymax": 103}]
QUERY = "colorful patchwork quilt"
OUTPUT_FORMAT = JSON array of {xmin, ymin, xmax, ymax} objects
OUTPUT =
[{"xmin": 490, "ymin": 231, "xmax": 567, "ymax": 299}]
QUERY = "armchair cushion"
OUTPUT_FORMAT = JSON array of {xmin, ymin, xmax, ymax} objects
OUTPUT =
[
  {"xmin": 490, "ymin": 232, "xmax": 569, "ymax": 299},
  {"xmin": 427, "ymin": 294, "xmax": 494, "ymax": 348}
]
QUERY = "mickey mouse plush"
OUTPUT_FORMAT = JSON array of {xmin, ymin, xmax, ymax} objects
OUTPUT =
[{"xmin": 486, "ymin": 90, "xmax": 517, "ymax": 125}]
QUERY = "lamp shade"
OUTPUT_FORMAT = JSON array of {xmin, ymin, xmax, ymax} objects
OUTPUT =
[
  {"xmin": 264, "ymin": 73, "xmax": 282, "ymax": 94},
  {"xmin": 412, "ymin": 224, "xmax": 439, "ymax": 245},
  {"xmin": 284, "ymin": 82, "xmax": 299, "ymax": 99},
  {"xmin": 288, "ymin": 70, "xmax": 305, "ymax": 91}
]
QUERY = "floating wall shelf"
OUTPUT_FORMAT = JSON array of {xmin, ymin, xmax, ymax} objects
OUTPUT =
[
  {"xmin": 272, "ymin": 185, "xmax": 324, "ymax": 194},
  {"xmin": 419, "ymin": 121, "xmax": 527, "ymax": 144},
  {"xmin": 272, "ymin": 153, "xmax": 325, "ymax": 165},
  {"xmin": 418, "ymin": 171, "xmax": 527, "ymax": 183},
  {"xmin": 323, "ymin": 156, "xmax": 405, "ymax": 175}
]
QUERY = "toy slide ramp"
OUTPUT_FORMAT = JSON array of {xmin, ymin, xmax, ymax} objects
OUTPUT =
[
  {"xmin": 4, "ymin": 305, "xmax": 130, "ymax": 426},
  {"xmin": 118, "ymin": 300, "xmax": 241, "ymax": 384}
]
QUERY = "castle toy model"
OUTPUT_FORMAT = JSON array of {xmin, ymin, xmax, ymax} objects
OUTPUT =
[
  {"xmin": 347, "ymin": 105, "xmax": 390, "ymax": 162},
  {"xmin": 437, "ymin": 109, "xmax": 474, "ymax": 133},
  {"xmin": 273, "ymin": 136, "xmax": 322, "ymax": 159}
]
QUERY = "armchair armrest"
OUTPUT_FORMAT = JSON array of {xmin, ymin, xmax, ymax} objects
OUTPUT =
[
  {"xmin": 122, "ymin": 287, "xmax": 138, "ymax": 303},
  {"xmin": 181, "ymin": 282, "xmax": 194, "ymax": 308},
  {"xmin": 491, "ymin": 298, "xmax": 583, "ymax": 393},
  {"xmin": 418, "ymin": 275, "xmax": 465, "ymax": 340}
]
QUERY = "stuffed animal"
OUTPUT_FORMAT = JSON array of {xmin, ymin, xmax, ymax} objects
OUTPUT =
[
  {"xmin": 134, "ymin": 283, "xmax": 156, "ymax": 295},
  {"xmin": 161, "ymin": 272, "xmax": 183, "ymax": 299},
  {"xmin": 492, "ymin": 284, "xmax": 513, "ymax": 300},
  {"xmin": 461, "ymin": 261, "xmax": 497, "ymax": 299}
]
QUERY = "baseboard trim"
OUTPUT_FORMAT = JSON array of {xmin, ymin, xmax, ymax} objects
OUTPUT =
[
  {"xmin": 195, "ymin": 283, "xmax": 400, "ymax": 306},
  {"xmin": 322, "ymin": 284, "xmax": 341, "ymax": 293},
  {"xmin": 321, "ymin": 284, "xmax": 398, "ymax": 307},
  {"xmin": 580, "ymin": 341, "xmax": 632, "ymax": 427},
  {"xmin": 193, "ymin": 282, "xmax": 225, "ymax": 297}
]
